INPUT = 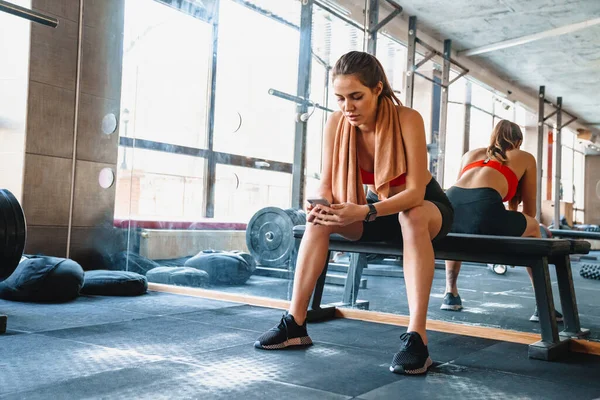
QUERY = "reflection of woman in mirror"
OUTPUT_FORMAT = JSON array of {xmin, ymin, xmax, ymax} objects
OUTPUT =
[
  {"xmin": 441, "ymin": 120, "xmax": 562, "ymax": 322},
  {"xmin": 255, "ymin": 51, "xmax": 454, "ymax": 375}
]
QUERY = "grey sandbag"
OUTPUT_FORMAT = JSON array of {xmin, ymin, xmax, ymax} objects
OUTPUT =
[
  {"xmin": 184, "ymin": 250, "xmax": 254, "ymax": 285},
  {"xmin": 81, "ymin": 270, "xmax": 148, "ymax": 296},
  {"xmin": 0, "ymin": 256, "xmax": 84, "ymax": 302},
  {"xmin": 110, "ymin": 251, "xmax": 161, "ymax": 275},
  {"xmin": 146, "ymin": 266, "xmax": 209, "ymax": 287}
]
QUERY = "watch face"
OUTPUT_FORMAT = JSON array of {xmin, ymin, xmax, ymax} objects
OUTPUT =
[{"xmin": 368, "ymin": 213, "xmax": 377, "ymax": 222}]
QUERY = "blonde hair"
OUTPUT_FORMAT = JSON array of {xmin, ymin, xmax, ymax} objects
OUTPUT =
[{"xmin": 486, "ymin": 120, "xmax": 523, "ymax": 163}]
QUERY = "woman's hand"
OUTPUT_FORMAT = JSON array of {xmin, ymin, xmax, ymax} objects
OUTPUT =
[
  {"xmin": 310, "ymin": 203, "xmax": 368, "ymax": 226},
  {"xmin": 305, "ymin": 194, "xmax": 333, "ymax": 223},
  {"xmin": 305, "ymin": 201, "xmax": 318, "ymax": 223}
]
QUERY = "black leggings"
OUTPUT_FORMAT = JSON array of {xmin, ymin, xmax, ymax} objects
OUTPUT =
[
  {"xmin": 445, "ymin": 186, "xmax": 527, "ymax": 237},
  {"xmin": 360, "ymin": 177, "xmax": 454, "ymax": 243}
]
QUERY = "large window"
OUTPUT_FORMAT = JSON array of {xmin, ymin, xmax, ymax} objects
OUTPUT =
[
  {"xmin": 0, "ymin": 0, "xmax": 30, "ymax": 201},
  {"xmin": 377, "ymin": 34, "xmax": 407, "ymax": 103},
  {"xmin": 214, "ymin": 165, "xmax": 292, "ymax": 222},
  {"xmin": 444, "ymin": 102, "xmax": 466, "ymax": 186},
  {"xmin": 117, "ymin": 0, "xmax": 214, "ymax": 220},
  {"xmin": 212, "ymin": 0, "xmax": 300, "ymax": 163},
  {"xmin": 120, "ymin": 0, "xmax": 212, "ymax": 149},
  {"xmin": 117, "ymin": 0, "xmax": 300, "ymax": 222},
  {"xmin": 115, "ymin": 147, "xmax": 206, "ymax": 220},
  {"xmin": 560, "ymin": 128, "xmax": 586, "ymax": 224},
  {"xmin": 469, "ymin": 108, "xmax": 494, "ymax": 150}
]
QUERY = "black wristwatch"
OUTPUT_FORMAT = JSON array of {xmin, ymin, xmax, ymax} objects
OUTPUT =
[{"xmin": 364, "ymin": 204, "xmax": 377, "ymax": 222}]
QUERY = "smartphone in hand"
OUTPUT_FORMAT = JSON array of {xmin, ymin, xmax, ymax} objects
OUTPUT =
[{"xmin": 306, "ymin": 198, "xmax": 331, "ymax": 207}]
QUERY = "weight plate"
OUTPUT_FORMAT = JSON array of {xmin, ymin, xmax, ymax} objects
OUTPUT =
[
  {"xmin": 0, "ymin": 193, "xmax": 10, "ymax": 260},
  {"xmin": 246, "ymin": 207, "xmax": 295, "ymax": 267},
  {"xmin": 0, "ymin": 190, "xmax": 19, "ymax": 281},
  {"xmin": 2, "ymin": 189, "xmax": 26, "ymax": 271}
]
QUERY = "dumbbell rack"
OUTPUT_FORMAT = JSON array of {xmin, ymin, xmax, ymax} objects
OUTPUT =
[{"xmin": 0, "ymin": 0, "xmax": 58, "ymax": 334}]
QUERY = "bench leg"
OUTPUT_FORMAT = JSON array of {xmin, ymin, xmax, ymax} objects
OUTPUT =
[
  {"xmin": 528, "ymin": 257, "xmax": 570, "ymax": 361},
  {"xmin": 0, "ymin": 314, "xmax": 6, "ymax": 334},
  {"xmin": 342, "ymin": 253, "xmax": 368, "ymax": 306},
  {"xmin": 552, "ymin": 255, "xmax": 590, "ymax": 338}
]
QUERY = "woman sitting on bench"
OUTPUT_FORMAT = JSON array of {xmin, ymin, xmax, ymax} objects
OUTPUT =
[
  {"xmin": 441, "ymin": 119, "xmax": 562, "ymax": 323},
  {"xmin": 254, "ymin": 51, "xmax": 454, "ymax": 376}
]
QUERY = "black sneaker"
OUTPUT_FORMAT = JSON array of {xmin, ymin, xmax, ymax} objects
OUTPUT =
[
  {"xmin": 529, "ymin": 306, "xmax": 564, "ymax": 323},
  {"xmin": 440, "ymin": 293, "xmax": 463, "ymax": 311},
  {"xmin": 254, "ymin": 313, "xmax": 313, "ymax": 350},
  {"xmin": 389, "ymin": 332, "xmax": 433, "ymax": 375}
]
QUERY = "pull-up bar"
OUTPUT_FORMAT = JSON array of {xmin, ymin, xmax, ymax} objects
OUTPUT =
[{"xmin": 0, "ymin": 0, "xmax": 58, "ymax": 27}]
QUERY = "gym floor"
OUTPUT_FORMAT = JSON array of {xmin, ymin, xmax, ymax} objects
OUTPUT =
[
  {"xmin": 1, "ymin": 291, "xmax": 600, "ymax": 399},
  {"xmin": 215, "ymin": 252, "xmax": 600, "ymax": 341}
]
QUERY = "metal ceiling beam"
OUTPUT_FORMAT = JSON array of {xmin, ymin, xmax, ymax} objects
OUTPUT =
[{"xmin": 459, "ymin": 17, "xmax": 600, "ymax": 57}]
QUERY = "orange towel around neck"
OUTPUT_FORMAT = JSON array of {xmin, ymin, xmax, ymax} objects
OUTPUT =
[{"xmin": 331, "ymin": 97, "xmax": 407, "ymax": 205}]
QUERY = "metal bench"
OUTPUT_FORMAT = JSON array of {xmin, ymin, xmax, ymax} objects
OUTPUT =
[{"xmin": 291, "ymin": 225, "xmax": 591, "ymax": 361}]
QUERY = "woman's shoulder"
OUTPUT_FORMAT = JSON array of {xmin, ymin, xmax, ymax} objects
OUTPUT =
[
  {"xmin": 464, "ymin": 148, "xmax": 487, "ymax": 162},
  {"xmin": 507, "ymin": 148, "xmax": 535, "ymax": 163},
  {"xmin": 329, "ymin": 110, "xmax": 343, "ymax": 122},
  {"xmin": 396, "ymin": 105, "xmax": 423, "ymax": 124},
  {"xmin": 325, "ymin": 111, "xmax": 344, "ymax": 129}
]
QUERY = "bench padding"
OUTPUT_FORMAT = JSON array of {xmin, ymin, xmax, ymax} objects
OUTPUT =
[{"xmin": 293, "ymin": 226, "xmax": 574, "ymax": 264}]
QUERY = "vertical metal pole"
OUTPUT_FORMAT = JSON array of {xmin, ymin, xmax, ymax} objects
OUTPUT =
[
  {"xmin": 291, "ymin": 0, "xmax": 313, "ymax": 209},
  {"xmin": 536, "ymin": 86, "xmax": 545, "ymax": 221},
  {"xmin": 204, "ymin": 1, "xmax": 220, "ymax": 218},
  {"xmin": 437, "ymin": 39, "xmax": 451, "ymax": 186},
  {"xmin": 404, "ymin": 16, "xmax": 416, "ymax": 108},
  {"xmin": 463, "ymin": 80, "xmax": 472, "ymax": 155},
  {"xmin": 365, "ymin": 0, "xmax": 378, "ymax": 55},
  {"xmin": 430, "ymin": 74, "xmax": 441, "ymax": 175},
  {"xmin": 554, "ymin": 97, "xmax": 562, "ymax": 229}
]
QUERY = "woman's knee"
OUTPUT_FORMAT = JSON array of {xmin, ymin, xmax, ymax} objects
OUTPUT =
[
  {"xmin": 398, "ymin": 205, "xmax": 430, "ymax": 235},
  {"xmin": 523, "ymin": 216, "xmax": 541, "ymax": 238},
  {"xmin": 305, "ymin": 222, "xmax": 333, "ymax": 238}
]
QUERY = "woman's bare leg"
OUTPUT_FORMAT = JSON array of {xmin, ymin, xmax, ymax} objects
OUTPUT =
[
  {"xmin": 288, "ymin": 221, "xmax": 362, "ymax": 325},
  {"xmin": 444, "ymin": 260, "xmax": 462, "ymax": 295},
  {"xmin": 399, "ymin": 201, "xmax": 443, "ymax": 345}
]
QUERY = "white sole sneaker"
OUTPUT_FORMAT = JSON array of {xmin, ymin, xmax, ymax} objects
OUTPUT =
[
  {"xmin": 390, "ymin": 357, "xmax": 433, "ymax": 375},
  {"xmin": 254, "ymin": 336, "xmax": 313, "ymax": 350},
  {"xmin": 440, "ymin": 304, "xmax": 463, "ymax": 311}
]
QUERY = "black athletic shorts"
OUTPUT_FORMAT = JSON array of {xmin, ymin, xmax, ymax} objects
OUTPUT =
[
  {"xmin": 360, "ymin": 177, "xmax": 454, "ymax": 243},
  {"xmin": 445, "ymin": 186, "xmax": 527, "ymax": 237}
]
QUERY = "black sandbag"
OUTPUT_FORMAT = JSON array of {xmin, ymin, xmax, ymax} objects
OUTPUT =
[
  {"xmin": 0, "ymin": 256, "xmax": 84, "ymax": 302},
  {"xmin": 81, "ymin": 270, "xmax": 147, "ymax": 296},
  {"xmin": 184, "ymin": 250, "xmax": 253, "ymax": 285},
  {"xmin": 146, "ymin": 266, "xmax": 210, "ymax": 287}
]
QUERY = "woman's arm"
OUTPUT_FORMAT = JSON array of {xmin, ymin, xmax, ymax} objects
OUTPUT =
[
  {"xmin": 518, "ymin": 152, "xmax": 537, "ymax": 218},
  {"xmin": 372, "ymin": 108, "xmax": 429, "ymax": 217},
  {"xmin": 313, "ymin": 111, "xmax": 342, "ymax": 202}
]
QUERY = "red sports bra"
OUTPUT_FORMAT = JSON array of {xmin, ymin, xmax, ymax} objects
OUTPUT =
[
  {"xmin": 460, "ymin": 159, "xmax": 518, "ymax": 202},
  {"xmin": 360, "ymin": 168, "xmax": 406, "ymax": 186}
]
